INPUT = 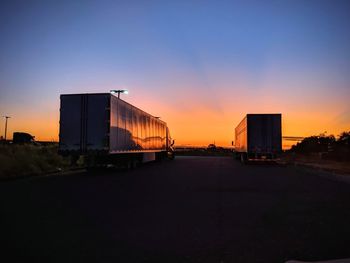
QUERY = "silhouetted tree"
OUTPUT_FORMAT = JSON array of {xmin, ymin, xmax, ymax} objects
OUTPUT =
[
  {"xmin": 337, "ymin": 131, "xmax": 350, "ymax": 147},
  {"xmin": 290, "ymin": 131, "xmax": 350, "ymax": 161},
  {"xmin": 290, "ymin": 134, "xmax": 335, "ymax": 153}
]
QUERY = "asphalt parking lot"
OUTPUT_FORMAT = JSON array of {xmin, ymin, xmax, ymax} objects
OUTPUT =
[{"xmin": 1, "ymin": 156, "xmax": 350, "ymax": 263}]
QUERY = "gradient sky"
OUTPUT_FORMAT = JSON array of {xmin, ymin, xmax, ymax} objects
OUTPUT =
[{"xmin": 0, "ymin": 0, "xmax": 349, "ymax": 147}]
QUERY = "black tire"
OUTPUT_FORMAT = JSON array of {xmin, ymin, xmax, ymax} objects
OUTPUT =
[
  {"xmin": 240, "ymin": 153, "xmax": 247, "ymax": 164},
  {"xmin": 234, "ymin": 152, "xmax": 240, "ymax": 160},
  {"xmin": 169, "ymin": 153, "xmax": 175, "ymax": 160}
]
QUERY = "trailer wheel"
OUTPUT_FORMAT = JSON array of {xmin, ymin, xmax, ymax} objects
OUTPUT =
[
  {"xmin": 240, "ymin": 153, "xmax": 247, "ymax": 164},
  {"xmin": 155, "ymin": 152, "xmax": 163, "ymax": 162},
  {"xmin": 169, "ymin": 152, "xmax": 175, "ymax": 160},
  {"xmin": 234, "ymin": 152, "xmax": 240, "ymax": 160},
  {"xmin": 126, "ymin": 160, "xmax": 132, "ymax": 170}
]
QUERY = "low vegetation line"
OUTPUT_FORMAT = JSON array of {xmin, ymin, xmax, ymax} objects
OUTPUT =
[{"xmin": 0, "ymin": 144, "xmax": 74, "ymax": 180}]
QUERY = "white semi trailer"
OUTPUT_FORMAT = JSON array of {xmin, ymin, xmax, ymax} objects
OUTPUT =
[
  {"xmin": 234, "ymin": 114, "xmax": 282, "ymax": 162},
  {"xmin": 59, "ymin": 93, "xmax": 174, "ymax": 167}
]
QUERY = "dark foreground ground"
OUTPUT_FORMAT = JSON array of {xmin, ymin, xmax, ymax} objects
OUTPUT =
[{"xmin": 1, "ymin": 156, "xmax": 350, "ymax": 263}]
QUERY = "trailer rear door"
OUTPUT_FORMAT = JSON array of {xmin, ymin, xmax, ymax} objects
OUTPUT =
[{"xmin": 59, "ymin": 94, "xmax": 110, "ymax": 153}]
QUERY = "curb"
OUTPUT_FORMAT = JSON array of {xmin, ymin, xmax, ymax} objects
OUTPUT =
[
  {"xmin": 286, "ymin": 258, "xmax": 350, "ymax": 263},
  {"xmin": 0, "ymin": 167, "xmax": 86, "ymax": 182}
]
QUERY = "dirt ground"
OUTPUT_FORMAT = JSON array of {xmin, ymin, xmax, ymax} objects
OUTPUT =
[{"xmin": 280, "ymin": 153, "xmax": 350, "ymax": 175}]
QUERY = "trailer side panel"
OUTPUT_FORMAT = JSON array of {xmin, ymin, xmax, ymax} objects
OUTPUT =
[
  {"xmin": 235, "ymin": 116, "xmax": 248, "ymax": 153},
  {"xmin": 109, "ymin": 95, "xmax": 167, "ymax": 153}
]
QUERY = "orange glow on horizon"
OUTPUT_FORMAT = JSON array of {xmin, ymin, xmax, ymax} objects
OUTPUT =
[{"xmin": 2, "ymin": 85, "xmax": 349, "ymax": 148}]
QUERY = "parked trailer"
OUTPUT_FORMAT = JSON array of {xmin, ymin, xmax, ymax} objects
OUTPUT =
[
  {"xmin": 234, "ymin": 114, "xmax": 282, "ymax": 162},
  {"xmin": 59, "ymin": 93, "xmax": 174, "ymax": 167}
]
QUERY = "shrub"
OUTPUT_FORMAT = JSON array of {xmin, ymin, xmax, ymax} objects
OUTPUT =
[{"xmin": 0, "ymin": 144, "xmax": 70, "ymax": 179}]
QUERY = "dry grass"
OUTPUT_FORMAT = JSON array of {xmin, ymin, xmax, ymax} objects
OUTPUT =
[
  {"xmin": 281, "ymin": 152, "xmax": 350, "ymax": 175},
  {"xmin": 0, "ymin": 144, "xmax": 70, "ymax": 179}
]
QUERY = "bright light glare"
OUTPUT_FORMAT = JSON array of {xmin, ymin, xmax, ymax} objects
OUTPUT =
[{"xmin": 110, "ymin": 89, "xmax": 128, "ymax": 94}]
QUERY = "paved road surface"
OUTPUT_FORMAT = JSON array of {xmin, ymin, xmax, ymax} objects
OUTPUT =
[{"xmin": 1, "ymin": 156, "xmax": 350, "ymax": 262}]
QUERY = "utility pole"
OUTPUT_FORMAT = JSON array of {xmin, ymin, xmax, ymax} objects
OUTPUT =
[{"xmin": 3, "ymin": 116, "xmax": 10, "ymax": 141}]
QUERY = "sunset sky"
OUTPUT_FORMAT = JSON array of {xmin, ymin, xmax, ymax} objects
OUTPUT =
[{"xmin": 0, "ymin": 0, "xmax": 349, "ymax": 147}]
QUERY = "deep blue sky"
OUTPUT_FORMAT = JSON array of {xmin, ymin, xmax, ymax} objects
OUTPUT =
[{"xmin": 0, "ymin": 0, "xmax": 349, "ymax": 144}]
